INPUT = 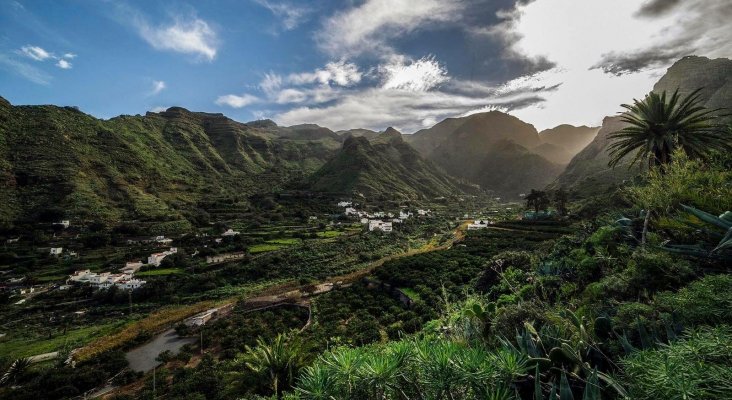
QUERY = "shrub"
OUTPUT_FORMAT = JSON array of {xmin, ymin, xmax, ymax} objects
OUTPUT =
[
  {"xmin": 622, "ymin": 326, "xmax": 732, "ymax": 400},
  {"xmin": 655, "ymin": 275, "xmax": 732, "ymax": 326}
]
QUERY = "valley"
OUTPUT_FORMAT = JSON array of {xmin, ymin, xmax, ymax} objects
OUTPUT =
[{"xmin": 0, "ymin": 52, "xmax": 731, "ymax": 400}]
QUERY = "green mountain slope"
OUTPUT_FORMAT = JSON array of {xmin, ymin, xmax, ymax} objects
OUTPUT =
[
  {"xmin": 554, "ymin": 56, "xmax": 732, "ymax": 193},
  {"xmin": 0, "ymin": 101, "xmax": 339, "ymax": 228},
  {"xmin": 307, "ymin": 128, "xmax": 463, "ymax": 199}
]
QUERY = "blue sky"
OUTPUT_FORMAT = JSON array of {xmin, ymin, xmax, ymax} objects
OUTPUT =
[{"xmin": 1, "ymin": 0, "xmax": 729, "ymax": 132}]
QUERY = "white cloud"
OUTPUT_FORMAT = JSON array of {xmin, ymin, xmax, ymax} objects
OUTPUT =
[
  {"xmin": 253, "ymin": 0, "xmax": 311, "ymax": 31},
  {"xmin": 287, "ymin": 60, "xmax": 362, "ymax": 87},
  {"xmin": 20, "ymin": 45, "xmax": 52, "ymax": 61},
  {"xmin": 480, "ymin": 0, "xmax": 732, "ymax": 130},
  {"xmin": 62, "ymin": 53, "xmax": 76, "ymax": 59},
  {"xmin": 316, "ymin": 0, "xmax": 464, "ymax": 57},
  {"xmin": 215, "ymin": 93, "xmax": 259, "ymax": 108},
  {"xmin": 56, "ymin": 59, "xmax": 72, "ymax": 69},
  {"xmin": 150, "ymin": 80, "xmax": 166, "ymax": 95},
  {"xmin": 380, "ymin": 56, "xmax": 448, "ymax": 91},
  {"xmin": 275, "ymin": 88, "xmax": 308, "ymax": 104},
  {"xmin": 150, "ymin": 106, "xmax": 168, "ymax": 113},
  {"xmin": 136, "ymin": 16, "xmax": 218, "ymax": 61}
]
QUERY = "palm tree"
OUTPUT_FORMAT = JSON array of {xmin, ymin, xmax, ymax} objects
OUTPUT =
[
  {"xmin": 553, "ymin": 188, "xmax": 569, "ymax": 216},
  {"xmin": 241, "ymin": 333, "xmax": 306, "ymax": 399},
  {"xmin": 525, "ymin": 190, "xmax": 550, "ymax": 214},
  {"xmin": 608, "ymin": 88, "xmax": 730, "ymax": 171}
]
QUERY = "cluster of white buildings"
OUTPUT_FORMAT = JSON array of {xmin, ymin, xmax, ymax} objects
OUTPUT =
[
  {"xmin": 66, "ymin": 247, "xmax": 179, "ymax": 291},
  {"xmin": 68, "ymin": 269, "xmax": 146, "ymax": 290},
  {"xmin": 337, "ymin": 201, "xmax": 432, "ymax": 234}
]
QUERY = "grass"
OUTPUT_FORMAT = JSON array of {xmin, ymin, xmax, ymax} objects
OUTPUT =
[
  {"xmin": 316, "ymin": 230, "xmax": 342, "ymax": 238},
  {"xmin": 0, "ymin": 321, "xmax": 125, "ymax": 359},
  {"xmin": 249, "ymin": 243, "xmax": 285, "ymax": 254},
  {"xmin": 266, "ymin": 238, "xmax": 301, "ymax": 245},
  {"xmin": 399, "ymin": 287, "xmax": 421, "ymax": 302},
  {"xmin": 136, "ymin": 268, "xmax": 183, "ymax": 276}
]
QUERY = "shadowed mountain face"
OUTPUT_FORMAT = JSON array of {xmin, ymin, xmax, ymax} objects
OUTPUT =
[
  {"xmin": 554, "ymin": 56, "xmax": 732, "ymax": 194},
  {"xmin": 0, "ymin": 102, "xmax": 341, "ymax": 227},
  {"xmin": 538, "ymin": 125, "xmax": 600, "ymax": 164},
  {"xmin": 306, "ymin": 127, "xmax": 463, "ymax": 200},
  {"xmin": 404, "ymin": 111, "xmax": 570, "ymax": 198}
]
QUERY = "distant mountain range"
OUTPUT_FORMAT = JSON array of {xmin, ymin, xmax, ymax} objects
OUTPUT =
[
  {"xmin": 405, "ymin": 111, "xmax": 596, "ymax": 198},
  {"xmin": 2, "ymin": 55, "xmax": 726, "ymax": 228}
]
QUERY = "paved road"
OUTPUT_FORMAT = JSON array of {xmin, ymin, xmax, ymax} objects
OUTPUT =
[{"xmin": 125, "ymin": 329, "xmax": 196, "ymax": 373}]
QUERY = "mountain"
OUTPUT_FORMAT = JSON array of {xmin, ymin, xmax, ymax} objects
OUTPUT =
[
  {"xmin": 0, "ymin": 100, "xmax": 340, "ymax": 229},
  {"xmin": 336, "ymin": 128, "xmax": 380, "ymax": 139},
  {"xmin": 404, "ymin": 111, "xmax": 565, "ymax": 198},
  {"xmin": 537, "ymin": 125, "xmax": 600, "ymax": 164},
  {"xmin": 554, "ymin": 56, "xmax": 732, "ymax": 193},
  {"xmin": 307, "ymin": 127, "xmax": 463, "ymax": 199}
]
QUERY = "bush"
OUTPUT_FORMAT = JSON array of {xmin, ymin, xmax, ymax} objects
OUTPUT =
[
  {"xmin": 655, "ymin": 275, "xmax": 732, "ymax": 326},
  {"xmin": 622, "ymin": 326, "xmax": 732, "ymax": 400}
]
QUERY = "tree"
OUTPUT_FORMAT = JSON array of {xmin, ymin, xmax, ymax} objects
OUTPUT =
[
  {"xmin": 554, "ymin": 188, "xmax": 569, "ymax": 216},
  {"xmin": 608, "ymin": 88, "xmax": 730, "ymax": 171},
  {"xmin": 525, "ymin": 190, "xmax": 549, "ymax": 214},
  {"xmin": 241, "ymin": 333, "xmax": 306, "ymax": 399}
]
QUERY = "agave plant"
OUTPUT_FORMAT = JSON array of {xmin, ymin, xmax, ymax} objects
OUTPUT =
[
  {"xmin": 0, "ymin": 357, "xmax": 31, "ymax": 386},
  {"xmin": 662, "ymin": 204, "xmax": 732, "ymax": 261}
]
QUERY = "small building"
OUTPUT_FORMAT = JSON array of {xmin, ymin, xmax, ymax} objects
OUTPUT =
[
  {"xmin": 49, "ymin": 247, "xmax": 63, "ymax": 256},
  {"xmin": 5, "ymin": 237, "xmax": 20, "ymax": 244},
  {"xmin": 147, "ymin": 247, "xmax": 178, "ymax": 267},
  {"xmin": 467, "ymin": 220, "xmax": 490, "ymax": 230},
  {"xmin": 222, "ymin": 229, "xmax": 240, "ymax": 237},
  {"xmin": 118, "ymin": 279, "xmax": 146, "ymax": 290},
  {"xmin": 360, "ymin": 217, "xmax": 369, "ymax": 224},
  {"xmin": 206, "ymin": 252, "xmax": 246, "ymax": 264},
  {"xmin": 55, "ymin": 220, "xmax": 70, "ymax": 228},
  {"xmin": 155, "ymin": 235, "xmax": 173, "ymax": 245},
  {"xmin": 124, "ymin": 261, "xmax": 144, "ymax": 272},
  {"xmin": 368, "ymin": 220, "xmax": 393, "ymax": 233},
  {"xmin": 399, "ymin": 211, "xmax": 413, "ymax": 220},
  {"xmin": 185, "ymin": 308, "xmax": 219, "ymax": 327},
  {"xmin": 417, "ymin": 209, "xmax": 431, "ymax": 216},
  {"xmin": 337, "ymin": 201, "xmax": 352, "ymax": 207},
  {"xmin": 344, "ymin": 207, "xmax": 358, "ymax": 216}
]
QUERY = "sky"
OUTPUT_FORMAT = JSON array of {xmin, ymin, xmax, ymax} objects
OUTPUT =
[{"xmin": 0, "ymin": 0, "xmax": 730, "ymax": 132}]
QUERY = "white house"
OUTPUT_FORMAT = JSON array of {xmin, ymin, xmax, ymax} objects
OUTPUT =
[
  {"xmin": 118, "ymin": 279, "xmax": 146, "ymax": 290},
  {"xmin": 155, "ymin": 235, "xmax": 173, "ymax": 245},
  {"xmin": 399, "ymin": 211, "xmax": 413, "ymax": 220},
  {"xmin": 222, "ymin": 229, "xmax": 240, "ymax": 237},
  {"xmin": 49, "ymin": 247, "xmax": 63, "ymax": 256},
  {"xmin": 206, "ymin": 252, "xmax": 246, "ymax": 264},
  {"xmin": 68, "ymin": 269, "xmax": 92, "ymax": 282},
  {"xmin": 124, "ymin": 261, "xmax": 144, "ymax": 272},
  {"xmin": 467, "ymin": 220, "xmax": 490, "ymax": 230},
  {"xmin": 337, "ymin": 201, "xmax": 352, "ymax": 207},
  {"xmin": 55, "ymin": 220, "xmax": 70, "ymax": 228},
  {"xmin": 185, "ymin": 308, "xmax": 219, "ymax": 327},
  {"xmin": 147, "ymin": 247, "xmax": 178, "ymax": 267},
  {"xmin": 368, "ymin": 220, "xmax": 393, "ymax": 233},
  {"xmin": 417, "ymin": 209, "xmax": 431, "ymax": 216},
  {"xmin": 344, "ymin": 207, "xmax": 358, "ymax": 216},
  {"xmin": 5, "ymin": 237, "xmax": 19, "ymax": 244}
]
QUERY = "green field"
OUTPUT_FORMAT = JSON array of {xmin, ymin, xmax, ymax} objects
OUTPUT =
[
  {"xmin": 0, "ymin": 321, "xmax": 125, "ymax": 359},
  {"xmin": 265, "ymin": 238, "xmax": 302, "ymax": 245},
  {"xmin": 136, "ymin": 268, "xmax": 183, "ymax": 276},
  {"xmin": 316, "ymin": 230, "xmax": 342, "ymax": 238},
  {"xmin": 249, "ymin": 244, "xmax": 286, "ymax": 254},
  {"xmin": 399, "ymin": 287, "xmax": 421, "ymax": 302}
]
